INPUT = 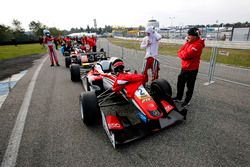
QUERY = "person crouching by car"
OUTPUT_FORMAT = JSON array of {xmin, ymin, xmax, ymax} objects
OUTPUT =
[
  {"xmin": 173, "ymin": 27, "xmax": 205, "ymax": 108},
  {"xmin": 43, "ymin": 29, "xmax": 60, "ymax": 66},
  {"xmin": 140, "ymin": 26, "xmax": 162, "ymax": 84},
  {"xmin": 81, "ymin": 35, "xmax": 96, "ymax": 53}
]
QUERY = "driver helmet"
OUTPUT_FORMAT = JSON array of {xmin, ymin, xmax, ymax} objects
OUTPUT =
[
  {"xmin": 112, "ymin": 58, "xmax": 124, "ymax": 73},
  {"xmin": 145, "ymin": 26, "xmax": 154, "ymax": 36},
  {"xmin": 43, "ymin": 29, "xmax": 50, "ymax": 36}
]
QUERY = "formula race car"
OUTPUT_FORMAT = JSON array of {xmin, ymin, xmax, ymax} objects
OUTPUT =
[
  {"xmin": 64, "ymin": 44, "xmax": 86, "ymax": 68},
  {"xmin": 76, "ymin": 57, "xmax": 187, "ymax": 148},
  {"xmin": 70, "ymin": 49, "xmax": 107, "ymax": 82}
]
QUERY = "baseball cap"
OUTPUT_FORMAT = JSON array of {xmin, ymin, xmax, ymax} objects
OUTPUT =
[{"xmin": 188, "ymin": 27, "xmax": 200, "ymax": 37}]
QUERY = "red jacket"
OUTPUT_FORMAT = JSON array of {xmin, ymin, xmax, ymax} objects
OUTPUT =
[
  {"xmin": 81, "ymin": 37, "xmax": 96, "ymax": 52},
  {"xmin": 64, "ymin": 37, "xmax": 71, "ymax": 46},
  {"xmin": 86, "ymin": 38, "xmax": 96, "ymax": 51},
  {"xmin": 178, "ymin": 38, "xmax": 205, "ymax": 70}
]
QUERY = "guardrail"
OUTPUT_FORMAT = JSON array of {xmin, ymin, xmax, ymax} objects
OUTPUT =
[
  {"xmin": 115, "ymin": 37, "xmax": 250, "ymax": 50},
  {"xmin": 98, "ymin": 38, "xmax": 250, "ymax": 87}
]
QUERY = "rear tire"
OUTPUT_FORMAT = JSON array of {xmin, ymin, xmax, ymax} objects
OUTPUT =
[
  {"xmin": 70, "ymin": 64, "xmax": 80, "ymax": 82},
  {"xmin": 79, "ymin": 91, "xmax": 100, "ymax": 125}
]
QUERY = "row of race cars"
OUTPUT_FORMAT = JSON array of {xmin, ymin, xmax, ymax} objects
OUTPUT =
[{"xmin": 62, "ymin": 43, "xmax": 187, "ymax": 148}]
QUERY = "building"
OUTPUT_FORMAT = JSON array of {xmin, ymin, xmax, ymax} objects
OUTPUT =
[{"xmin": 147, "ymin": 19, "xmax": 159, "ymax": 29}]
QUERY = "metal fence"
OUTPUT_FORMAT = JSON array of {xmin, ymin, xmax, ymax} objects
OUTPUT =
[
  {"xmin": 97, "ymin": 38, "xmax": 250, "ymax": 87},
  {"xmin": 232, "ymin": 28, "xmax": 250, "ymax": 41},
  {"xmin": 117, "ymin": 37, "xmax": 250, "ymax": 50}
]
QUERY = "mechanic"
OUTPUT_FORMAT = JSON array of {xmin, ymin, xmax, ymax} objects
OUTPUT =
[
  {"xmin": 43, "ymin": 30, "xmax": 60, "ymax": 66},
  {"xmin": 81, "ymin": 35, "xmax": 96, "ymax": 53},
  {"xmin": 64, "ymin": 35, "xmax": 71, "ymax": 46},
  {"xmin": 63, "ymin": 36, "xmax": 74, "ymax": 54},
  {"xmin": 140, "ymin": 26, "xmax": 162, "ymax": 84},
  {"xmin": 173, "ymin": 27, "xmax": 205, "ymax": 108}
]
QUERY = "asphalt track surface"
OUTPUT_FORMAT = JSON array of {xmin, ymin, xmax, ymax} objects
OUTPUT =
[{"xmin": 0, "ymin": 42, "xmax": 250, "ymax": 167}]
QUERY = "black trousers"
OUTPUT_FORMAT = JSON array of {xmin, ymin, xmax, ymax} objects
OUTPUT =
[{"xmin": 176, "ymin": 69, "xmax": 198, "ymax": 103}]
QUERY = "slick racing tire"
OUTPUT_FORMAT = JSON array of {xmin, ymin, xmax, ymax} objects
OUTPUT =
[
  {"xmin": 70, "ymin": 64, "xmax": 80, "ymax": 82},
  {"xmin": 151, "ymin": 78, "xmax": 172, "ymax": 98},
  {"xmin": 79, "ymin": 91, "xmax": 101, "ymax": 126},
  {"xmin": 65, "ymin": 56, "xmax": 71, "ymax": 68}
]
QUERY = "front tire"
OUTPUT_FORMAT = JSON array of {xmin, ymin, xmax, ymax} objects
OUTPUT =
[
  {"xmin": 150, "ymin": 78, "xmax": 172, "ymax": 98},
  {"xmin": 70, "ymin": 64, "xmax": 80, "ymax": 82},
  {"xmin": 79, "ymin": 91, "xmax": 100, "ymax": 125}
]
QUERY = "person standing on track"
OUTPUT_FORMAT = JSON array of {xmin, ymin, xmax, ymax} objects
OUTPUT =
[
  {"xmin": 173, "ymin": 27, "xmax": 205, "ymax": 108},
  {"xmin": 140, "ymin": 26, "xmax": 162, "ymax": 84},
  {"xmin": 43, "ymin": 29, "xmax": 60, "ymax": 66}
]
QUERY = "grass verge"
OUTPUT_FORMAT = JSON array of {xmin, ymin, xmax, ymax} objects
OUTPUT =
[
  {"xmin": 108, "ymin": 38, "xmax": 250, "ymax": 68},
  {"xmin": 0, "ymin": 44, "xmax": 47, "ymax": 60}
]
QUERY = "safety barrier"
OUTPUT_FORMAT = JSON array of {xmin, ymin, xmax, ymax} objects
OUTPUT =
[{"xmin": 98, "ymin": 38, "xmax": 250, "ymax": 87}]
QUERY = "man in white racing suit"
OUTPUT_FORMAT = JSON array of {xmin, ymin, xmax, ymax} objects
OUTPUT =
[{"xmin": 140, "ymin": 26, "xmax": 162, "ymax": 83}]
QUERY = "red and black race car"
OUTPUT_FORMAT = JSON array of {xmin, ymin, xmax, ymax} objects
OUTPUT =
[
  {"xmin": 69, "ymin": 49, "xmax": 107, "ymax": 82},
  {"xmin": 74, "ymin": 57, "xmax": 187, "ymax": 148}
]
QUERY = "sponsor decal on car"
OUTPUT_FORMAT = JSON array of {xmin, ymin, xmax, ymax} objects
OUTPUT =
[
  {"xmin": 136, "ymin": 111, "xmax": 148, "ymax": 123},
  {"xmin": 135, "ymin": 87, "xmax": 151, "ymax": 103},
  {"xmin": 160, "ymin": 100, "xmax": 174, "ymax": 113},
  {"xmin": 106, "ymin": 115, "xmax": 124, "ymax": 130},
  {"xmin": 101, "ymin": 112, "xmax": 116, "ymax": 148},
  {"xmin": 141, "ymin": 97, "xmax": 151, "ymax": 103}
]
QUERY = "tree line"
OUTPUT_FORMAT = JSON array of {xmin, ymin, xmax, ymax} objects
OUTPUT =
[
  {"xmin": 0, "ymin": 19, "xmax": 249, "ymax": 45},
  {"xmin": 0, "ymin": 19, "xmax": 113, "ymax": 45}
]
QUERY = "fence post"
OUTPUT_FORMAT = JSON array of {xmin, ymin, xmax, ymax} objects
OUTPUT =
[
  {"xmin": 247, "ymin": 27, "xmax": 250, "ymax": 41},
  {"xmin": 107, "ymin": 41, "xmax": 110, "ymax": 57},
  {"xmin": 204, "ymin": 47, "xmax": 217, "ymax": 85},
  {"xmin": 121, "ymin": 46, "xmax": 124, "ymax": 59}
]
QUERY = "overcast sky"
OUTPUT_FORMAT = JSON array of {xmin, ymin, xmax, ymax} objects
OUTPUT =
[{"xmin": 1, "ymin": 0, "xmax": 250, "ymax": 30}]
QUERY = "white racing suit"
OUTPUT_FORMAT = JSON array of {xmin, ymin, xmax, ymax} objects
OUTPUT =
[{"xmin": 140, "ymin": 26, "xmax": 162, "ymax": 83}]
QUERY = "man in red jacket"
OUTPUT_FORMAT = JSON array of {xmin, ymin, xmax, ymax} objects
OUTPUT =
[
  {"xmin": 173, "ymin": 27, "xmax": 205, "ymax": 107},
  {"xmin": 81, "ymin": 35, "xmax": 96, "ymax": 52}
]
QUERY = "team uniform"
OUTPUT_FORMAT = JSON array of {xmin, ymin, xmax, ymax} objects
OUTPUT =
[
  {"xmin": 44, "ymin": 36, "xmax": 59, "ymax": 66},
  {"xmin": 140, "ymin": 26, "xmax": 162, "ymax": 83},
  {"xmin": 176, "ymin": 35, "xmax": 205, "ymax": 105},
  {"xmin": 81, "ymin": 36, "xmax": 96, "ymax": 52}
]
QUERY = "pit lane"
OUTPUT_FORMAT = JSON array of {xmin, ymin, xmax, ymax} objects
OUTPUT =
[{"xmin": 0, "ymin": 39, "xmax": 249, "ymax": 167}]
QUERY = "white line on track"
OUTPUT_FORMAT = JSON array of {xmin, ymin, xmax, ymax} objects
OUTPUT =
[{"xmin": 1, "ymin": 56, "xmax": 48, "ymax": 167}]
